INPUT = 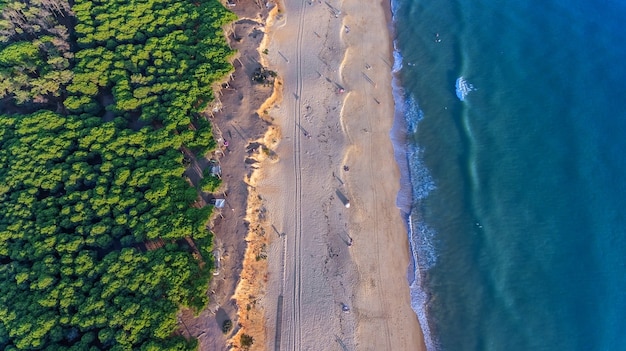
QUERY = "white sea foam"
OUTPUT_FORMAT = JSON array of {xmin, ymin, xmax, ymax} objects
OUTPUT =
[
  {"xmin": 392, "ymin": 49, "xmax": 403, "ymax": 73},
  {"xmin": 391, "ymin": 40, "xmax": 412, "ymax": 214},
  {"xmin": 455, "ymin": 76, "xmax": 476, "ymax": 101},
  {"xmin": 405, "ymin": 140, "xmax": 438, "ymax": 351},
  {"xmin": 408, "ymin": 216, "xmax": 439, "ymax": 351},
  {"xmin": 390, "ymin": 22, "xmax": 438, "ymax": 348},
  {"xmin": 405, "ymin": 133, "xmax": 439, "ymax": 351}
]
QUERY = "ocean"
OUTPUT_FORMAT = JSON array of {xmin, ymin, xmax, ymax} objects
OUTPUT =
[{"xmin": 390, "ymin": 0, "xmax": 626, "ymax": 350}]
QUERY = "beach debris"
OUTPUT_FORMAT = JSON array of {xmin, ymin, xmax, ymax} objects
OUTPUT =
[
  {"xmin": 340, "ymin": 303, "xmax": 350, "ymax": 313},
  {"xmin": 362, "ymin": 72, "xmax": 376, "ymax": 86},
  {"xmin": 325, "ymin": 2, "xmax": 341, "ymax": 17},
  {"xmin": 344, "ymin": 25, "xmax": 350, "ymax": 33},
  {"xmin": 335, "ymin": 189, "xmax": 351, "ymax": 208},
  {"xmin": 332, "ymin": 171, "xmax": 344, "ymax": 186},
  {"xmin": 335, "ymin": 335, "xmax": 349, "ymax": 351},
  {"xmin": 271, "ymin": 224, "xmax": 284, "ymax": 237},
  {"xmin": 343, "ymin": 165, "xmax": 349, "ymax": 171},
  {"xmin": 297, "ymin": 123, "xmax": 312, "ymax": 139},
  {"xmin": 278, "ymin": 50, "xmax": 289, "ymax": 63},
  {"xmin": 337, "ymin": 231, "xmax": 352, "ymax": 246}
]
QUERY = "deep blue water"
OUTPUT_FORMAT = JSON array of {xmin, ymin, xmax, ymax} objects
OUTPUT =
[{"xmin": 391, "ymin": 0, "xmax": 626, "ymax": 350}]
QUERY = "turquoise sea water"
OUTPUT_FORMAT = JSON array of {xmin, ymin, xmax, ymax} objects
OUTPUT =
[{"xmin": 391, "ymin": 0, "xmax": 626, "ymax": 350}]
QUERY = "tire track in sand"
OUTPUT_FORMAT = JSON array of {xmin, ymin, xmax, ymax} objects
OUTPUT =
[
  {"xmin": 364, "ymin": 79, "xmax": 393, "ymax": 350},
  {"xmin": 288, "ymin": 0, "xmax": 307, "ymax": 349}
]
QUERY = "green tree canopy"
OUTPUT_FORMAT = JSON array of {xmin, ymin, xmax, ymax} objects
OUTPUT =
[{"xmin": 0, "ymin": 0, "xmax": 236, "ymax": 348}]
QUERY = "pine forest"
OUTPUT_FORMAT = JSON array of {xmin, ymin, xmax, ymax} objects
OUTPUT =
[{"xmin": 0, "ymin": 0, "xmax": 236, "ymax": 349}]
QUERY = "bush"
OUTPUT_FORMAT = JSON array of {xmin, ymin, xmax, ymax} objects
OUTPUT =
[
  {"xmin": 200, "ymin": 175, "xmax": 222, "ymax": 193},
  {"xmin": 221, "ymin": 319, "xmax": 232, "ymax": 334},
  {"xmin": 240, "ymin": 334, "xmax": 254, "ymax": 348}
]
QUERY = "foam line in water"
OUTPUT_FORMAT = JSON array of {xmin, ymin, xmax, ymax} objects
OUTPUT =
[
  {"xmin": 390, "ymin": 3, "xmax": 439, "ymax": 346},
  {"xmin": 456, "ymin": 76, "xmax": 476, "ymax": 101},
  {"xmin": 408, "ymin": 215, "xmax": 438, "ymax": 351},
  {"xmin": 391, "ymin": 43, "xmax": 413, "ymax": 214}
]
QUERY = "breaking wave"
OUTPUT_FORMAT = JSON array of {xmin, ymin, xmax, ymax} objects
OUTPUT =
[
  {"xmin": 455, "ymin": 76, "xmax": 476, "ymax": 101},
  {"xmin": 390, "ymin": 19, "xmax": 438, "ymax": 349}
]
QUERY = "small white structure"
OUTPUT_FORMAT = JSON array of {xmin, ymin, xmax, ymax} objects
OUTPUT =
[
  {"xmin": 213, "ymin": 199, "xmax": 226, "ymax": 208},
  {"xmin": 210, "ymin": 164, "xmax": 221, "ymax": 178},
  {"xmin": 212, "ymin": 249, "xmax": 221, "ymax": 276}
]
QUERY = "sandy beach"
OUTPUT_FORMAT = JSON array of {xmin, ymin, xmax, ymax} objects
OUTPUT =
[
  {"xmin": 230, "ymin": 0, "xmax": 427, "ymax": 349},
  {"xmin": 176, "ymin": 0, "xmax": 426, "ymax": 349}
]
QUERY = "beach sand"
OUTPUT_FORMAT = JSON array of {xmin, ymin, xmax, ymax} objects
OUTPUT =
[
  {"xmin": 229, "ymin": 0, "xmax": 427, "ymax": 349},
  {"xmin": 177, "ymin": 0, "xmax": 426, "ymax": 349}
]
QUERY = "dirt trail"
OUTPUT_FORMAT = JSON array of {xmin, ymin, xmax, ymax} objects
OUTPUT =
[{"xmin": 176, "ymin": 2, "xmax": 272, "ymax": 350}]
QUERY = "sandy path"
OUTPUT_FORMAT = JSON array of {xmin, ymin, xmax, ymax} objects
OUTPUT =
[
  {"xmin": 252, "ymin": 0, "xmax": 427, "ymax": 350},
  {"xmin": 177, "ymin": 2, "xmax": 272, "ymax": 349}
]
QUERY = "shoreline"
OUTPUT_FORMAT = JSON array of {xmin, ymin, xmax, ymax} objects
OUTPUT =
[
  {"xmin": 390, "ymin": 36, "xmax": 437, "ymax": 351},
  {"xmin": 240, "ymin": 0, "xmax": 427, "ymax": 349},
  {"xmin": 339, "ymin": 0, "xmax": 426, "ymax": 348}
]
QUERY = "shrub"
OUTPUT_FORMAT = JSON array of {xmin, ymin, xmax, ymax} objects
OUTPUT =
[
  {"xmin": 222, "ymin": 319, "xmax": 232, "ymax": 334},
  {"xmin": 240, "ymin": 334, "xmax": 254, "ymax": 348},
  {"xmin": 200, "ymin": 175, "xmax": 222, "ymax": 193}
]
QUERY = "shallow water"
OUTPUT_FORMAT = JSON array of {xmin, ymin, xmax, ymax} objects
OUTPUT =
[{"xmin": 392, "ymin": 0, "xmax": 626, "ymax": 349}]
